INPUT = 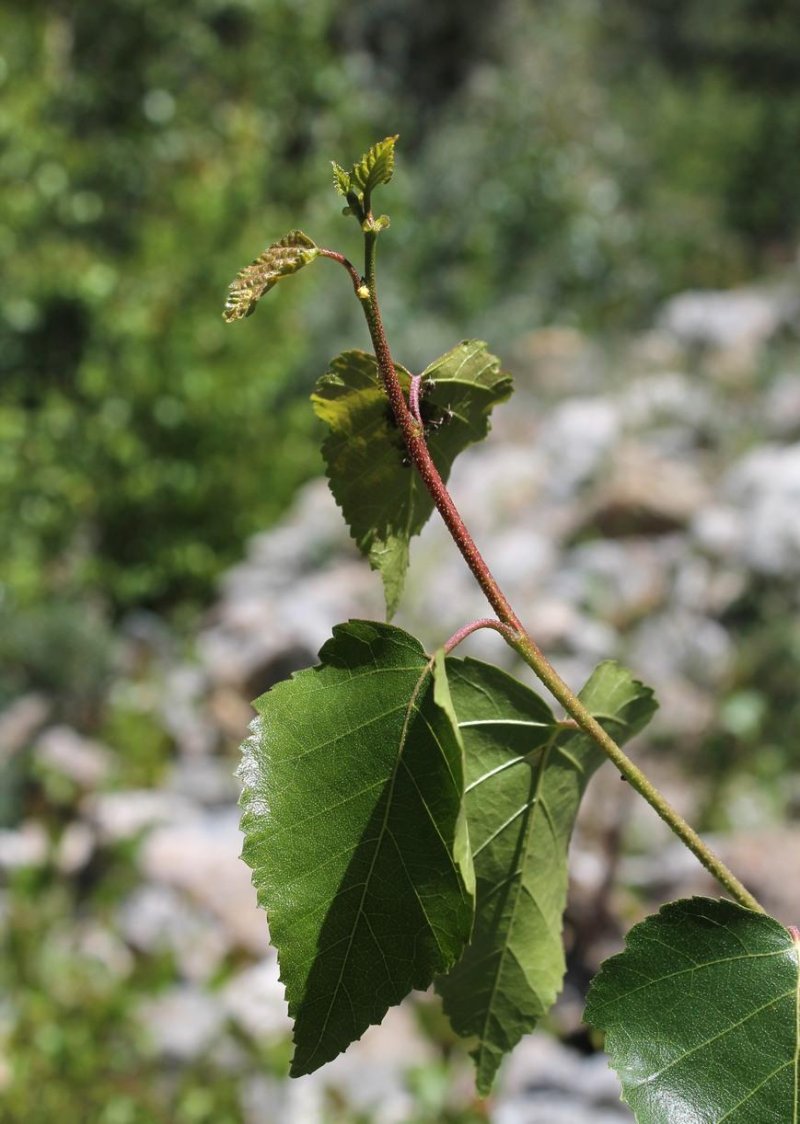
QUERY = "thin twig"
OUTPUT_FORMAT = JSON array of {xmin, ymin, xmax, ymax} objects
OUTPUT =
[
  {"xmin": 443, "ymin": 618, "xmax": 519, "ymax": 654},
  {"xmin": 352, "ymin": 225, "xmax": 764, "ymax": 916}
]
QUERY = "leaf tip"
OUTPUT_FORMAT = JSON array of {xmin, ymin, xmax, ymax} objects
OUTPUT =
[{"xmin": 222, "ymin": 230, "xmax": 319, "ymax": 322}]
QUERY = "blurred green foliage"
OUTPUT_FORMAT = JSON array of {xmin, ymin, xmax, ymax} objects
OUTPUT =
[
  {"xmin": 4, "ymin": 860, "xmax": 489, "ymax": 1123},
  {"xmin": 3, "ymin": 0, "xmax": 799, "ymax": 619},
  {"xmin": 5, "ymin": 870, "xmax": 257, "ymax": 1124},
  {"xmin": 0, "ymin": 0, "xmax": 373, "ymax": 614}
]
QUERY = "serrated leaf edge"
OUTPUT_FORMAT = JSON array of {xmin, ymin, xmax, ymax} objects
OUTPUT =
[
  {"xmin": 223, "ymin": 229, "xmax": 319, "ymax": 323},
  {"xmin": 585, "ymin": 896, "xmax": 796, "ymax": 1119},
  {"xmin": 237, "ymin": 621, "xmax": 472, "ymax": 1075},
  {"xmin": 349, "ymin": 134, "xmax": 399, "ymax": 198}
]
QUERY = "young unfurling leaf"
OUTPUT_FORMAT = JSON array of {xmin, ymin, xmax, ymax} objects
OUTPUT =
[
  {"xmin": 330, "ymin": 136, "xmax": 399, "ymax": 220},
  {"xmin": 350, "ymin": 135, "xmax": 398, "ymax": 198},
  {"xmin": 331, "ymin": 161, "xmax": 351, "ymax": 197},
  {"xmin": 223, "ymin": 230, "xmax": 319, "ymax": 323}
]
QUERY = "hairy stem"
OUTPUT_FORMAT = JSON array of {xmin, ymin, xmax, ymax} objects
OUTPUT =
[
  {"xmin": 362, "ymin": 232, "xmax": 524, "ymax": 628},
  {"xmin": 443, "ymin": 618, "xmax": 518, "ymax": 654},
  {"xmin": 318, "ymin": 248, "xmax": 362, "ymax": 293},
  {"xmin": 409, "ymin": 375, "xmax": 424, "ymax": 426},
  {"xmin": 355, "ymin": 229, "xmax": 763, "ymax": 915}
]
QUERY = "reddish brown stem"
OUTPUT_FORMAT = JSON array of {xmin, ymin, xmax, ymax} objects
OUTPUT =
[
  {"xmin": 444, "ymin": 618, "xmax": 518, "ymax": 655},
  {"xmin": 361, "ymin": 234, "xmax": 526, "ymax": 636},
  {"xmin": 318, "ymin": 248, "xmax": 363, "ymax": 294},
  {"xmin": 352, "ymin": 227, "xmax": 763, "ymax": 916},
  {"xmin": 409, "ymin": 375, "xmax": 424, "ymax": 425}
]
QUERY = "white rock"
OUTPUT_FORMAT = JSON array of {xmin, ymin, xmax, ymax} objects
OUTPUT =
[
  {"xmin": 294, "ymin": 1001, "xmax": 434, "ymax": 1124},
  {"xmin": 159, "ymin": 664, "xmax": 218, "ymax": 757},
  {"xmin": 489, "ymin": 527, "xmax": 558, "ymax": 588},
  {"xmin": 764, "ymin": 372, "xmax": 800, "ymax": 438},
  {"xmin": 117, "ymin": 884, "xmax": 229, "ymax": 982},
  {"xmin": 137, "ymin": 985, "xmax": 225, "ymax": 1062},
  {"xmin": 629, "ymin": 610, "xmax": 732, "ymax": 687},
  {"xmin": 56, "ymin": 820, "xmax": 95, "ymax": 874},
  {"xmin": 0, "ymin": 693, "xmax": 50, "ymax": 757},
  {"xmin": 619, "ymin": 371, "xmax": 716, "ymax": 432},
  {"xmin": 540, "ymin": 398, "xmax": 620, "ymax": 497},
  {"xmin": 166, "ymin": 755, "xmax": 240, "ymax": 806},
  {"xmin": 659, "ymin": 287, "xmax": 790, "ymax": 352},
  {"xmin": 722, "ymin": 443, "xmax": 800, "ymax": 576},
  {"xmin": 240, "ymin": 1074, "xmax": 323, "ymax": 1124},
  {"xmin": 199, "ymin": 483, "xmax": 382, "ymax": 690},
  {"xmin": 138, "ymin": 807, "xmax": 267, "ymax": 954},
  {"xmin": 556, "ymin": 539, "xmax": 670, "ymax": 619},
  {"xmin": 494, "ymin": 1029, "xmax": 629, "ymax": 1119},
  {"xmin": 76, "ymin": 921, "xmax": 135, "ymax": 979},
  {"xmin": 36, "ymin": 725, "xmax": 111, "ymax": 787},
  {"xmin": 222, "ymin": 958, "xmax": 291, "ymax": 1040},
  {"xmin": 494, "ymin": 1102, "xmax": 630, "ymax": 1124},
  {"xmin": 499, "ymin": 1032, "xmax": 583, "ymax": 1097},
  {"xmin": 0, "ymin": 821, "xmax": 48, "ymax": 870},
  {"xmin": 83, "ymin": 789, "xmax": 200, "ymax": 843},
  {"xmin": 495, "ymin": 1033, "xmax": 632, "ymax": 1122},
  {"xmin": 692, "ymin": 505, "xmax": 745, "ymax": 557}
]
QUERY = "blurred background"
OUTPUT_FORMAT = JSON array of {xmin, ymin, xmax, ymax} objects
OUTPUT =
[{"xmin": 2, "ymin": 0, "xmax": 800, "ymax": 1120}]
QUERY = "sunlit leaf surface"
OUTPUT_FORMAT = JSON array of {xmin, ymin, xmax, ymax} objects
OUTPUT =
[
  {"xmin": 238, "ymin": 620, "xmax": 474, "ymax": 1075},
  {"xmin": 586, "ymin": 897, "xmax": 800, "ymax": 1124},
  {"xmin": 311, "ymin": 341, "xmax": 511, "ymax": 615},
  {"xmin": 438, "ymin": 658, "xmax": 657, "ymax": 1093}
]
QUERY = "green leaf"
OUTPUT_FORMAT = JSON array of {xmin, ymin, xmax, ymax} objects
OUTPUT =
[
  {"xmin": 437, "ymin": 658, "xmax": 658, "ymax": 1094},
  {"xmin": 421, "ymin": 338, "xmax": 513, "ymax": 460},
  {"xmin": 311, "ymin": 341, "xmax": 512, "ymax": 616},
  {"xmin": 331, "ymin": 161, "xmax": 350, "ymax": 196},
  {"xmin": 223, "ymin": 230, "xmax": 319, "ymax": 323},
  {"xmin": 238, "ymin": 620, "xmax": 474, "ymax": 1077},
  {"xmin": 585, "ymin": 898, "xmax": 799, "ymax": 1123},
  {"xmin": 349, "ymin": 135, "xmax": 399, "ymax": 199}
]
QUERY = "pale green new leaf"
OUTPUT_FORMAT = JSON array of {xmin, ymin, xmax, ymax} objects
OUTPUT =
[
  {"xmin": 331, "ymin": 161, "xmax": 350, "ymax": 196},
  {"xmin": 349, "ymin": 134, "xmax": 399, "ymax": 199},
  {"xmin": 238, "ymin": 620, "xmax": 474, "ymax": 1077},
  {"xmin": 437, "ymin": 658, "xmax": 657, "ymax": 1094},
  {"xmin": 586, "ymin": 898, "xmax": 799, "ymax": 1123},
  {"xmin": 223, "ymin": 230, "xmax": 318, "ymax": 323},
  {"xmin": 311, "ymin": 341, "xmax": 512, "ymax": 616}
]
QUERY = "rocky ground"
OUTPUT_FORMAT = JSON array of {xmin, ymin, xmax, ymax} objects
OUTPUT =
[{"xmin": 2, "ymin": 283, "xmax": 799, "ymax": 1121}]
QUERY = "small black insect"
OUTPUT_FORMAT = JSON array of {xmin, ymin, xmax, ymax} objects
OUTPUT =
[{"xmin": 422, "ymin": 404, "xmax": 454, "ymax": 435}]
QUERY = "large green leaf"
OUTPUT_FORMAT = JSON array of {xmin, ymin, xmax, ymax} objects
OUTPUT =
[
  {"xmin": 311, "ymin": 341, "xmax": 512, "ymax": 616},
  {"xmin": 223, "ymin": 230, "xmax": 319, "ymax": 322},
  {"xmin": 586, "ymin": 898, "xmax": 799, "ymax": 1123},
  {"xmin": 437, "ymin": 658, "xmax": 658, "ymax": 1094},
  {"xmin": 238, "ymin": 620, "xmax": 474, "ymax": 1076}
]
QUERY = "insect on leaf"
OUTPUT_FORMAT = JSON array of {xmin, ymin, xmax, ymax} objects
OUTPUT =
[{"xmin": 311, "ymin": 341, "xmax": 511, "ymax": 617}]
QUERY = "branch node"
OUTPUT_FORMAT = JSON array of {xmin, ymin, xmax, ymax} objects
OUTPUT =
[{"xmin": 443, "ymin": 618, "xmax": 519, "ymax": 655}]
